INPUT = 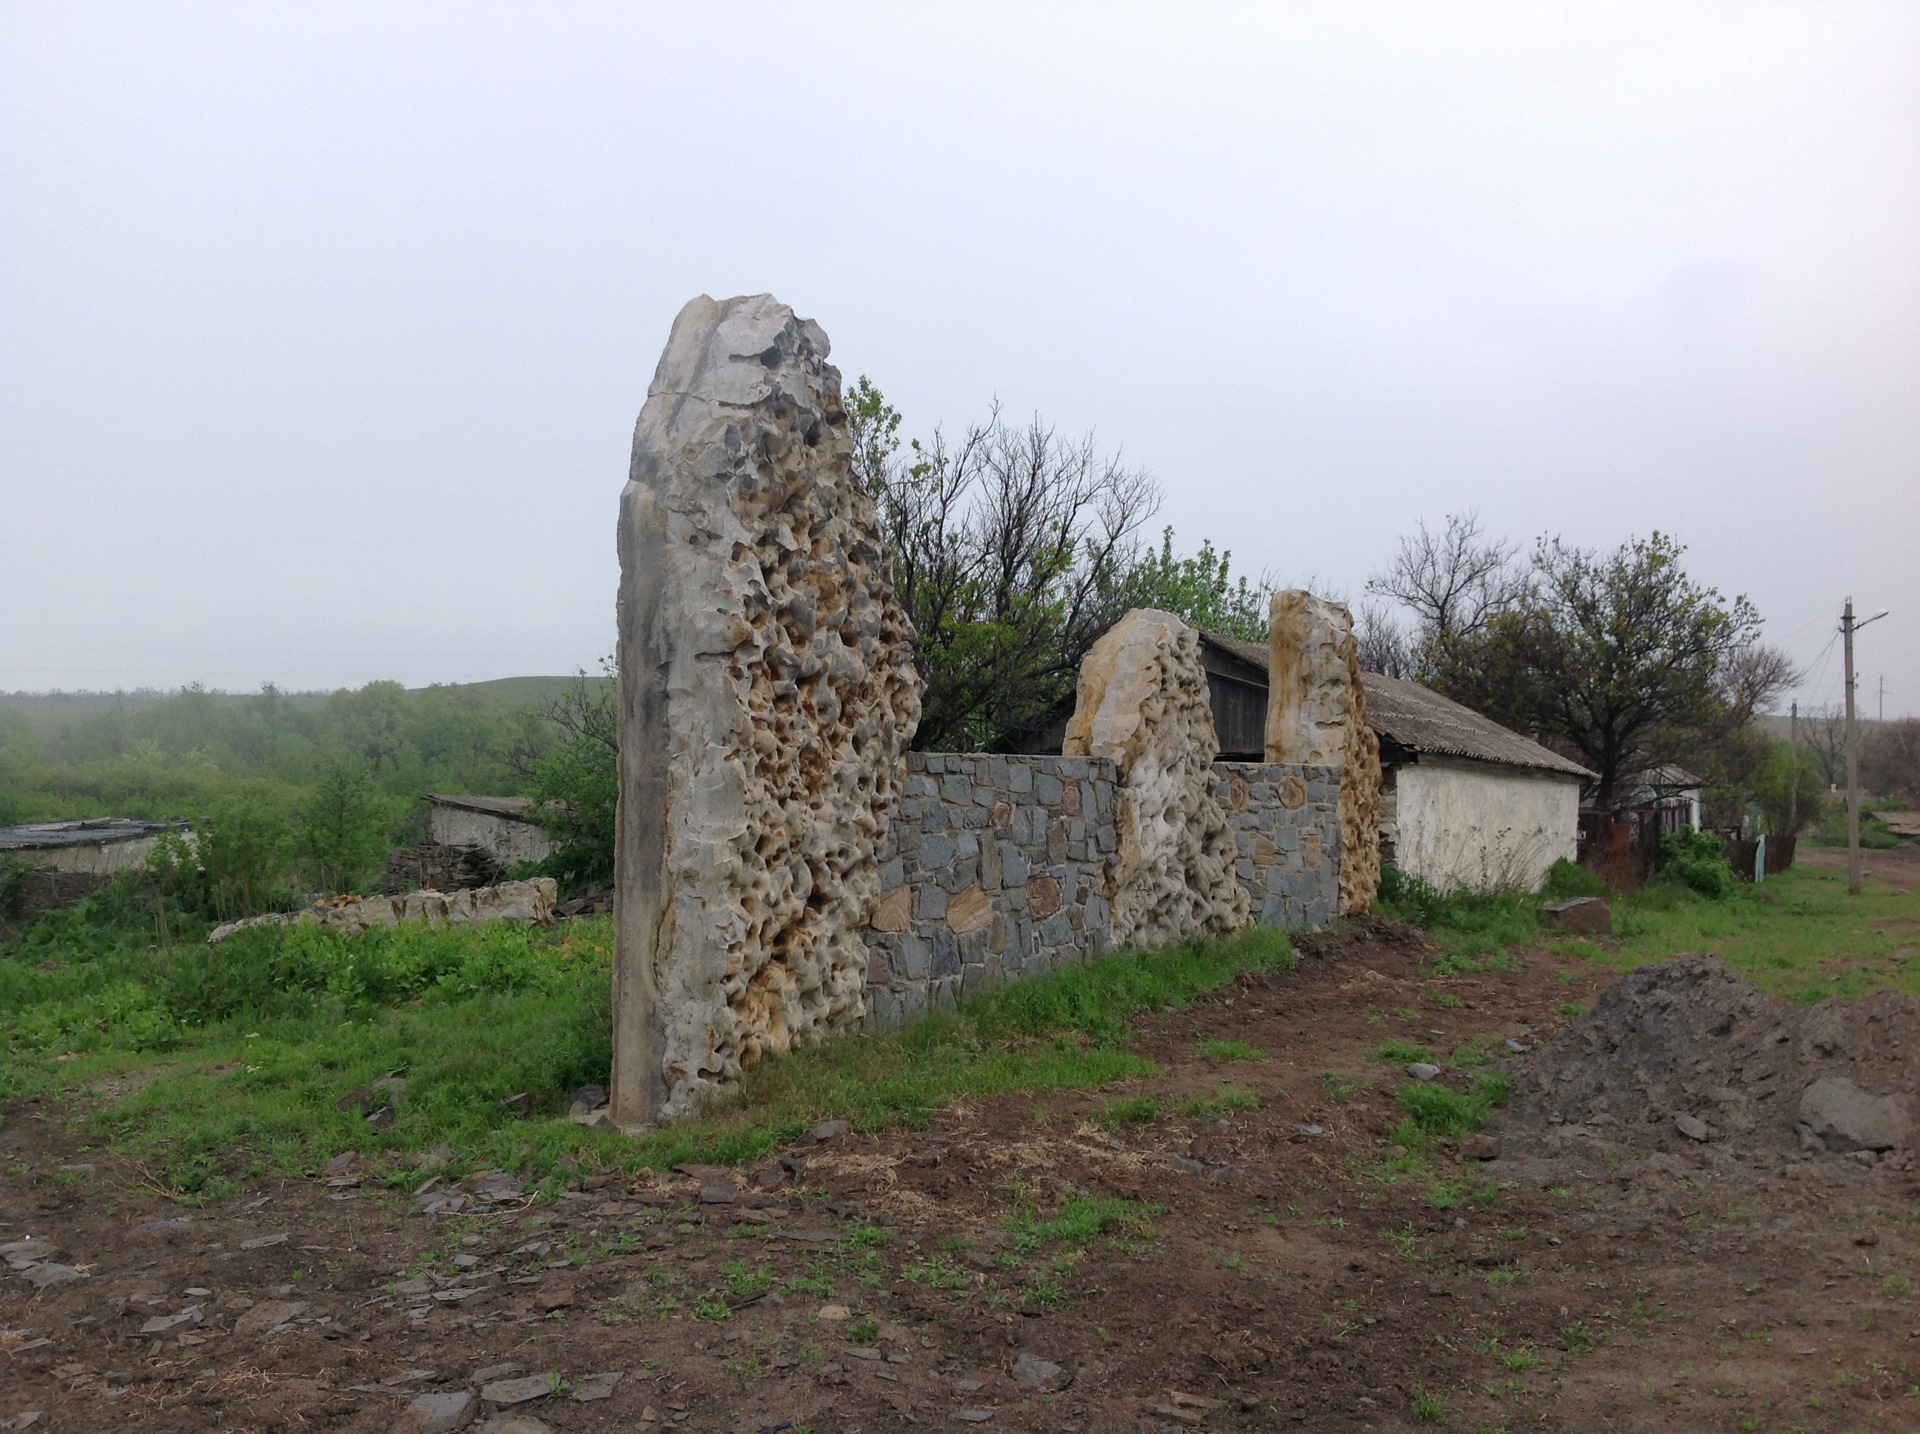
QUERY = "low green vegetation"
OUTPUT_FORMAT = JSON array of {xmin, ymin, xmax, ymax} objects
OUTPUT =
[
  {"xmin": 1095, "ymin": 1095, "xmax": 1160, "ymax": 1128},
  {"xmin": 0, "ymin": 888, "xmax": 1294, "ymax": 1195},
  {"xmin": 1380, "ymin": 849, "xmax": 1920, "ymax": 1008},
  {"xmin": 1177, "ymin": 1085, "xmax": 1260, "ymax": 1120}
]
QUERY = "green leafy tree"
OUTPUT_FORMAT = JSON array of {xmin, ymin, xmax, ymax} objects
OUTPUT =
[
  {"xmin": 292, "ymin": 759, "xmax": 401, "ymax": 895},
  {"xmin": 1434, "ymin": 532, "xmax": 1763, "ymax": 809},
  {"xmin": 1122, "ymin": 527, "xmax": 1271, "ymax": 643},
  {"xmin": 518, "ymin": 664, "xmax": 618, "ymax": 889},
  {"xmin": 147, "ymin": 799, "xmax": 295, "ymax": 921},
  {"xmin": 1750, "ymin": 743, "xmax": 1830, "ymax": 839}
]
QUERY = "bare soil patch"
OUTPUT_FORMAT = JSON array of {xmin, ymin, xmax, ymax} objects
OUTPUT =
[{"xmin": 6, "ymin": 925, "xmax": 1918, "ymax": 1432}]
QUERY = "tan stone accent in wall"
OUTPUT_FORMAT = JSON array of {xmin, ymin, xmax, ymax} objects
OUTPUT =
[
  {"xmin": 1062, "ymin": 608, "xmax": 1251, "ymax": 946},
  {"xmin": 946, "ymin": 885, "xmax": 993, "ymax": 934},
  {"xmin": 1264, "ymin": 589, "xmax": 1380, "ymax": 914}
]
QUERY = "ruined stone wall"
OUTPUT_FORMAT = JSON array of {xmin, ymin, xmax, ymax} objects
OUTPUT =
[
  {"xmin": 1062, "ymin": 609, "xmax": 1251, "ymax": 946},
  {"xmin": 861, "ymin": 752, "xmax": 1338, "ymax": 1026},
  {"xmin": 1214, "ymin": 763, "xmax": 1342, "ymax": 930},
  {"xmin": 1264, "ymin": 591, "xmax": 1382, "ymax": 914},
  {"xmin": 862, "ymin": 753, "xmax": 1117, "ymax": 1025},
  {"xmin": 615, "ymin": 294, "xmax": 921, "ymax": 1124}
]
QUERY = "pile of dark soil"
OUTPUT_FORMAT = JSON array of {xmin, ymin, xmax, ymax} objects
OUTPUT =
[
  {"xmin": 1495, "ymin": 955, "xmax": 1920, "ymax": 1178},
  {"xmin": 1291, "ymin": 912, "xmax": 1433, "ymax": 963}
]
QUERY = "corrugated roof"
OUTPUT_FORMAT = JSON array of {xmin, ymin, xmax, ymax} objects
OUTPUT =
[
  {"xmin": 0, "ymin": 819, "xmax": 180, "ymax": 852},
  {"xmin": 425, "ymin": 794, "xmax": 540, "ymax": 820},
  {"xmin": 1195, "ymin": 629, "xmax": 1594, "ymax": 780},
  {"xmin": 1361, "ymin": 673, "xmax": 1594, "ymax": 779}
]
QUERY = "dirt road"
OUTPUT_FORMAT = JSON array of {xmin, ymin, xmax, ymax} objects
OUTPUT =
[{"xmin": 5, "ymin": 920, "xmax": 1916, "ymax": 1432}]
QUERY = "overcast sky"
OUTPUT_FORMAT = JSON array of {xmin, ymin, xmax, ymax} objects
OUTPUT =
[{"xmin": 3, "ymin": 3, "xmax": 1916, "ymax": 715}]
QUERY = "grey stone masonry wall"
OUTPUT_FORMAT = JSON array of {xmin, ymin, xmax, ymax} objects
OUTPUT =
[
  {"xmin": 1213, "ymin": 762, "xmax": 1342, "ymax": 932},
  {"xmin": 863, "ymin": 754, "xmax": 1119, "ymax": 1027},
  {"xmin": 861, "ymin": 753, "xmax": 1342, "ymax": 1027}
]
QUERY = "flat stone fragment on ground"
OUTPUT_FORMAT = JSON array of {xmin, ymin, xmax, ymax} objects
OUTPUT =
[
  {"xmin": 239, "ymin": 1233, "xmax": 289, "ymax": 1249},
  {"xmin": 233, "ymin": 1299, "xmax": 307, "ymax": 1336},
  {"xmin": 1008, "ymin": 1353, "xmax": 1072, "ymax": 1391},
  {"xmin": 480, "ymin": 1375, "xmax": 556, "ymax": 1406},
  {"xmin": 474, "ymin": 1420, "xmax": 550, "ymax": 1434},
  {"xmin": 1674, "ymin": 1112, "xmax": 1710, "ymax": 1142},
  {"xmin": 0, "ymin": 1238, "xmax": 57, "ymax": 1270},
  {"xmin": 1406, "ymin": 1062, "xmax": 1441, "ymax": 1081},
  {"xmin": 19, "ymin": 1264, "xmax": 83, "ymax": 1289},
  {"xmin": 139, "ymin": 1306, "xmax": 202, "ymax": 1334},
  {"xmin": 395, "ymin": 1389, "xmax": 477, "ymax": 1434},
  {"xmin": 571, "ymin": 1372, "xmax": 622, "ymax": 1402},
  {"xmin": 1800, "ymin": 1076, "xmax": 1910, "ymax": 1152}
]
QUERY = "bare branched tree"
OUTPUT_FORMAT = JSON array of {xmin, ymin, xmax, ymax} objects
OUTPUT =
[
  {"xmin": 1366, "ymin": 511, "xmax": 1526, "ymax": 649},
  {"xmin": 1798, "ymin": 704, "xmax": 1850, "ymax": 790},
  {"xmin": 1354, "ymin": 600, "xmax": 1415, "ymax": 679},
  {"xmin": 849, "ymin": 379, "xmax": 1159, "ymax": 749}
]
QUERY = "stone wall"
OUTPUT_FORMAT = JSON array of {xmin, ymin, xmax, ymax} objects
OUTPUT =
[
  {"xmin": 1214, "ymin": 763, "xmax": 1342, "ymax": 930},
  {"xmin": 863, "ymin": 753, "xmax": 1118, "ymax": 1025},
  {"xmin": 862, "ymin": 753, "xmax": 1339, "ymax": 1025}
]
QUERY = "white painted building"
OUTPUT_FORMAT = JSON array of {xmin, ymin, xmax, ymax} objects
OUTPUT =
[
  {"xmin": 0, "ymin": 818, "xmax": 183, "ymax": 876},
  {"xmin": 1194, "ymin": 632, "xmax": 1593, "ymax": 895},
  {"xmin": 423, "ymin": 794, "xmax": 554, "ymax": 869},
  {"xmin": 1363, "ymin": 674, "xmax": 1593, "ymax": 893}
]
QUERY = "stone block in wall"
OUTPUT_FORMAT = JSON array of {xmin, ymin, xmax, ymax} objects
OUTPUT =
[
  {"xmin": 1062, "ymin": 609, "xmax": 1249, "ymax": 948},
  {"xmin": 614, "ymin": 294, "xmax": 925, "ymax": 1122}
]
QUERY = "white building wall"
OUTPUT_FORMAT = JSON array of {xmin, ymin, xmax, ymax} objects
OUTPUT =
[
  {"xmin": 22, "ymin": 833, "xmax": 169, "ymax": 876},
  {"xmin": 1390, "ymin": 759, "xmax": 1580, "ymax": 893},
  {"xmin": 427, "ymin": 806, "xmax": 553, "ymax": 867}
]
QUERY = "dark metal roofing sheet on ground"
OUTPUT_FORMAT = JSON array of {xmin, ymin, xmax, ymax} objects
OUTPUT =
[
  {"xmin": 424, "ymin": 794, "xmax": 540, "ymax": 819},
  {"xmin": 0, "ymin": 819, "xmax": 180, "ymax": 852}
]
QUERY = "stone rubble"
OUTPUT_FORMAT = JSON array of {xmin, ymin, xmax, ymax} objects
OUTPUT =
[
  {"xmin": 1062, "ymin": 608, "xmax": 1250, "ymax": 947},
  {"xmin": 206, "ymin": 879, "xmax": 556, "ymax": 946},
  {"xmin": 615, "ymin": 293, "xmax": 921, "ymax": 1124}
]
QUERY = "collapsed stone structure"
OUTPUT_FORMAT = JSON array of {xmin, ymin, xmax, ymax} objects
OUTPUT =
[
  {"xmin": 1264, "ymin": 590, "xmax": 1381, "ymax": 913},
  {"xmin": 1062, "ymin": 609, "xmax": 1250, "ymax": 946},
  {"xmin": 614, "ymin": 294, "xmax": 921, "ymax": 1125},
  {"xmin": 206, "ymin": 878, "xmax": 556, "ymax": 946}
]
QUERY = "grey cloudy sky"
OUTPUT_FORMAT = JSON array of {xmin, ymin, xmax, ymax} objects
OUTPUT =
[{"xmin": 3, "ymin": 2, "xmax": 1916, "ymax": 714}]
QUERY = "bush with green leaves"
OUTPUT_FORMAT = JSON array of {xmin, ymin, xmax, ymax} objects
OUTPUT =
[
  {"xmin": 1655, "ymin": 828, "xmax": 1738, "ymax": 900},
  {"xmin": 291, "ymin": 759, "xmax": 402, "ymax": 895},
  {"xmin": 1542, "ymin": 858, "xmax": 1607, "ymax": 900}
]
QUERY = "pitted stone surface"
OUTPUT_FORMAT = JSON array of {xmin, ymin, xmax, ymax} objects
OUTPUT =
[
  {"xmin": 1063, "ymin": 609, "xmax": 1250, "ymax": 947},
  {"xmin": 1265, "ymin": 590, "xmax": 1381, "ymax": 914},
  {"xmin": 616, "ymin": 294, "xmax": 921, "ymax": 1123}
]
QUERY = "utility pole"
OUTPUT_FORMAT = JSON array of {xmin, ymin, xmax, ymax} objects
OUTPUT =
[{"xmin": 1843, "ymin": 598, "xmax": 1891, "ymax": 895}]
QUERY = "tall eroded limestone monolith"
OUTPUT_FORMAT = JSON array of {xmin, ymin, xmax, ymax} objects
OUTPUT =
[
  {"xmin": 1063, "ymin": 609, "xmax": 1251, "ymax": 947},
  {"xmin": 1264, "ymin": 591, "xmax": 1381, "ymax": 914},
  {"xmin": 615, "ymin": 294, "xmax": 921, "ymax": 1125}
]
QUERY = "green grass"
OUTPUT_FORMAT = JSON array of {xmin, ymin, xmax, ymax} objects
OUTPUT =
[
  {"xmin": 1177, "ymin": 1086, "xmax": 1260, "ymax": 1120},
  {"xmin": 1601, "ymin": 866, "xmax": 1920, "ymax": 1004},
  {"xmin": 1390, "ymin": 1070, "xmax": 1512, "ymax": 1154},
  {"xmin": 1095, "ymin": 1095, "xmax": 1160, "ymax": 1128},
  {"xmin": 1384, "ymin": 859, "xmax": 1920, "ymax": 1008},
  {"xmin": 1371, "ymin": 1039, "xmax": 1433, "ymax": 1064},
  {"xmin": 1, "ymin": 907, "xmax": 1296, "ymax": 1194}
]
